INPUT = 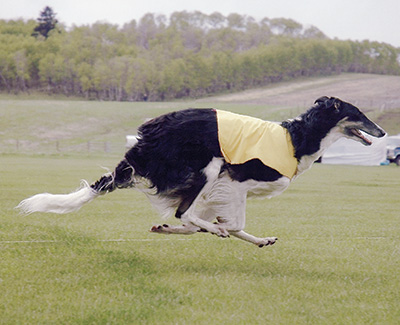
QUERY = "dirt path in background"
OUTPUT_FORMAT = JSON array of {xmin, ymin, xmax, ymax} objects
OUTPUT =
[{"xmin": 199, "ymin": 74, "xmax": 400, "ymax": 109}]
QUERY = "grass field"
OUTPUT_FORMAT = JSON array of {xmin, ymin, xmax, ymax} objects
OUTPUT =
[
  {"xmin": 1, "ymin": 155, "xmax": 400, "ymax": 324},
  {"xmin": 1, "ymin": 74, "xmax": 400, "ymax": 323}
]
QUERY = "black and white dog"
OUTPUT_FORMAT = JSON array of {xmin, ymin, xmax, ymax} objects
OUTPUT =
[{"xmin": 17, "ymin": 97, "xmax": 385, "ymax": 247}]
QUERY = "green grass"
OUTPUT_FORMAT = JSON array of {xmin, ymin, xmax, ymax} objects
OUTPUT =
[
  {"xmin": 1, "ymin": 155, "xmax": 399, "ymax": 324},
  {"xmin": 1, "ymin": 88, "xmax": 399, "ymax": 323}
]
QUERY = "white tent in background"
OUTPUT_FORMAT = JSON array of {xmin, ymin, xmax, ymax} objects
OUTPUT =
[{"xmin": 321, "ymin": 135, "xmax": 387, "ymax": 166}]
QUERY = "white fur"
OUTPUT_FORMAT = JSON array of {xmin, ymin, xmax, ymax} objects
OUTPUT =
[
  {"xmin": 188, "ymin": 173, "xmax": 247, "ymax": 233},
  {"xmin": 16, "ymin": 181, "xmax": 98, "ymax": 215},
  {"xmin": 243, "ymin": 176, "xmax": 290, "ymax": 198},
  {"xmin": 173, "ymin": 159, "xmax": 239, "ymax": 237},
  {"xmin": 158, "ymin": 158, "xmax": 288, "ymax": 244},
  {"xmin": 154, "ymin": 166, "xmax": 282, "ymax": 246},
  {"xmin": 145, "ymin": 194, "xmax": 181, "ymax": 220}
]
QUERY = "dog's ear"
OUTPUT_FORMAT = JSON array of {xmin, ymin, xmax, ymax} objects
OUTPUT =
[
  {"xmin": 314, "ymin": 96, "xmax": 329, "ymax": 105},
  {"xmin": 326, "ymin": 97, "xmax": 341, "ymax": 111},
  {"xmin": 314, "ymin": 96, "xmax": 341, "ymax": 111}
]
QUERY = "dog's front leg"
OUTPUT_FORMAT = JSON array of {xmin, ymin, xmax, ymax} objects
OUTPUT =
[
  {"xmin": 187, "ymin": 216, "xmax": 230, "ymax": 238},
  {"xmin": 229, "ymin": 230, "xmax": 278, "ymax": 247}
]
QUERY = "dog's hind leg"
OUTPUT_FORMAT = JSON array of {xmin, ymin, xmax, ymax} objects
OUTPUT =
[
  {"xmin": 180, "ymin": 160, "xmax": 233, "ymax": 238},
  {"xmin": 150, "ymin": 223, "xmax": 199, "ymax": 235},
  {"xmin": 195, "ymin": 176, "xmax": 278, "ymax": 247},
  {"xmin": 150, "ymin": 207, "xmax": 217, "ymax": 235}
]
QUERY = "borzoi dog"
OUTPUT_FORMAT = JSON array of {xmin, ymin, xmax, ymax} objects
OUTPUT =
[{"xmin": 17, "ymin": 96, "xmax": 385, "ymax": 247}]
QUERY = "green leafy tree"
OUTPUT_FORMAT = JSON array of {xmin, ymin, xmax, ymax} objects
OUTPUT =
[{"xmin": 1, "ymin": 11, "xmax": 399, "ymax": 99}]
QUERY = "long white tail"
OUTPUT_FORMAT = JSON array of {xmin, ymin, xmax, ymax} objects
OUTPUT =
[
  {"xmin": 16, "ymin": 181, "xmax": 98, "ymax": 215},
  {"xmin": 16, "ymin": 159, "xmax": 135, "ymax": 215}
]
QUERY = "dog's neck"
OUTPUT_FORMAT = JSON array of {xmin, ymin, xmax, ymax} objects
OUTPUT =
[{"xmin": 282, "ymin": 116, "xmax": 343, "ymax": 177}]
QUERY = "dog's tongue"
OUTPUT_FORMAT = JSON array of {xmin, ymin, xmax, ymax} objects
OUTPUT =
[{"xmin": 351, "ymin": 129, "xmax": 372, "ymax": 145}]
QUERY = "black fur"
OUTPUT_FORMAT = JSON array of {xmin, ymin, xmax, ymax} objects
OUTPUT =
[
  {"xmin": 91, "ymin": 159, "xmax": 134, "ymax": 193},
  {"xmin": 124, "ymin": 109, "xmax": 222, "ymax": 217},
  {"xmin": 281, "ymin": 99, "xmax": 340, "ymax": 159},
  {"xmin": 224, "ymin": 159, "xmax": 283, "ymax": 182},
  {"xmin": 126, "ymin": 109, "xmax": 221, "ymax": 192}
]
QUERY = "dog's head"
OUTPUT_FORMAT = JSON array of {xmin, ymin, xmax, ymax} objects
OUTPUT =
[{"xmin": 314, "ymin": 96, "xmax": 386, "ymax": 145}]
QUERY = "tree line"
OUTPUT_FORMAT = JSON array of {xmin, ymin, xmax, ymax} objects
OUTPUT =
[{"xmin": 1, "ymin": 9, "xmax": 400, "ymax": 101}]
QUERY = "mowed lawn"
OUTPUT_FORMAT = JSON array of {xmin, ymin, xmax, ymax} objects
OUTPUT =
[{"xmin": 1, "ymin": 154, "xmax": 399, "ymax": 324}]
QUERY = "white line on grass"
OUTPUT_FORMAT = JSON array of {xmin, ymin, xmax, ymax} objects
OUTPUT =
[{"xmin": 0, "ymin": 236, "xmax": 390, "ymax": 244}]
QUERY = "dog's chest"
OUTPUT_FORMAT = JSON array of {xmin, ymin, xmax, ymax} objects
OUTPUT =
[{"xmin": 241, "ymin": 177, "xmax": 291, "ymax": 198}]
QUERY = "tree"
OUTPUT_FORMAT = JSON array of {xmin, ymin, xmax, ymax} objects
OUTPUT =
[
  {"xmin": 137, "ymin": 13, "xmax": 166, "ymax": 49},
  {"xmin": 1, "ymin": 11, "xmax": 399, "ymax": 100},
  {"xmin": 32, "ymin": 6, "xmax": 58, "ymax": 39},
  {"xmin": 270, "ymin": 18, "xmax": 303, "ymax": 37}
]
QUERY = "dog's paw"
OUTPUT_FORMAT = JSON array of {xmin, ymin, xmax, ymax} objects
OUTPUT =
[
  {"xmin": 210, "ymin": 225, "xmax": 230, "ymax": 238},
  {"xmin": 257, "ymin": 237, "xmax": 278, "ymax": 248},
  {"xmin": 150, "ymin": 224, "xmax": 170, "ymax": 234}
]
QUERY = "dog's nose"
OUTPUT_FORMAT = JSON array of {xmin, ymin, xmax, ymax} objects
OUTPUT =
[
  {"xmin": 372, "ymin": 124, "xmax": 386, "ymax": 138},
  {"xmin": 378, "ymin": 128, "xmax": 386, "ymax": 138}
]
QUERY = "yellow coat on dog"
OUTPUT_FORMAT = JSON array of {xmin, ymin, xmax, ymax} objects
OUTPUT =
[{"xmin": 216, "ymin": 110, "xmax": 298, "ymax": 179}]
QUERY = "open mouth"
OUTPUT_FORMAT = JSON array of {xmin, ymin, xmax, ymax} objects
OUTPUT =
[{"xmin": 349, "ymin": 128, "xmax": 372, "ymax": 146}]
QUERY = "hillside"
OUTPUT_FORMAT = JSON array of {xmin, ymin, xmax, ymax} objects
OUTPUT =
[
  {"xmin": 202, "ymin": 73, "xmax": 400, "ymax": 110},
  {"xmin": 1, "ymin": 74, "xmax": 399, "ymax": 156}
]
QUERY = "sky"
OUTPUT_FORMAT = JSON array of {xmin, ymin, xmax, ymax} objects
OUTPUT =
[{"xmin": 1, "ymin": 0, "xmax": 400, "ymax": 47}]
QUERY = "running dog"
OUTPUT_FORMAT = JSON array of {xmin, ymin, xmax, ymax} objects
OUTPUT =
[{"xmin": 17, "ymin": 96, "xmax": 386, "ymax": 247}]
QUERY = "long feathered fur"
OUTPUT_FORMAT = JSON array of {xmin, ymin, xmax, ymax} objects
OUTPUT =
[{"xmin": 16, "ymin": 181, "xmax": 98, "ymax": 215}]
